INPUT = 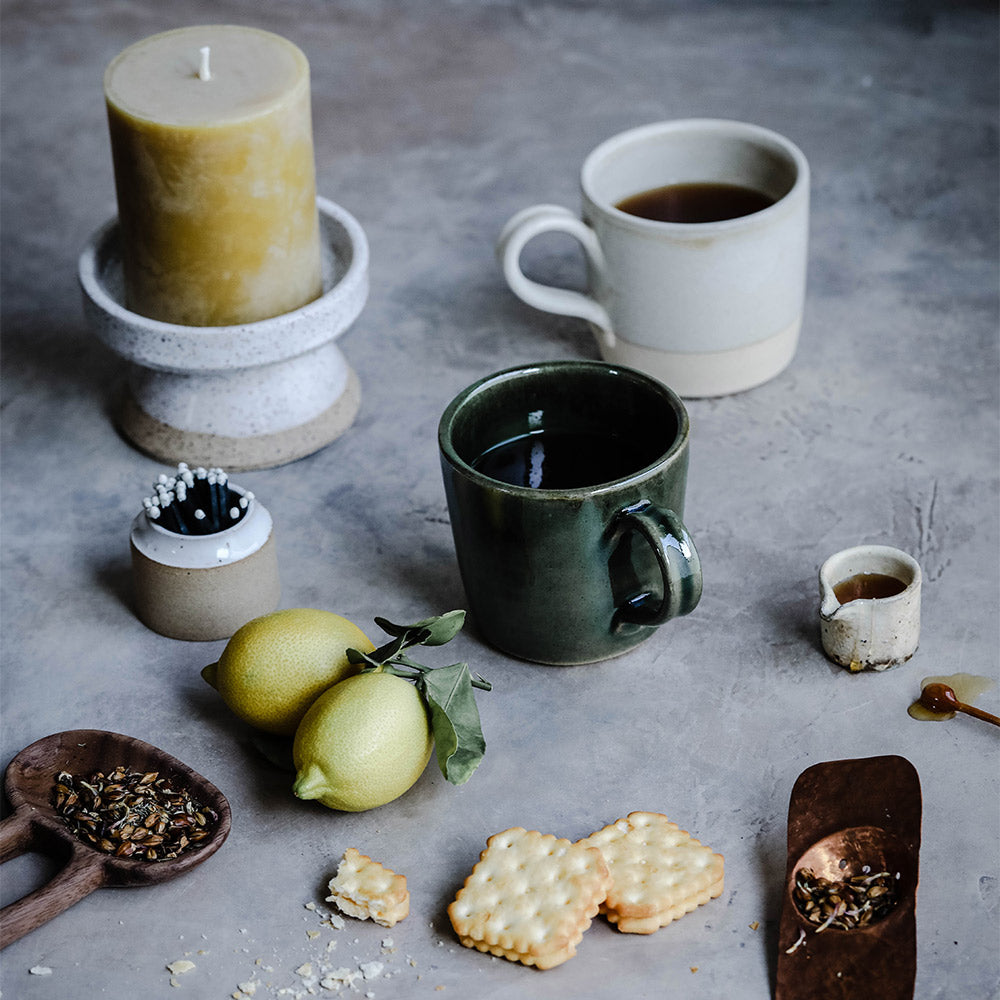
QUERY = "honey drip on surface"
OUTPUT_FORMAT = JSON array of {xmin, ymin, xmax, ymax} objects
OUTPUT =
[{"xmin": 907, "ymin": 673, "xmax": 996, "ymax": 721}]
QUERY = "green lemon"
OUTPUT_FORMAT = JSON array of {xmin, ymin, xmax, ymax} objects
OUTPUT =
[
  {"xmin": 292, "ymin": 671, "xmax": 433, "ymax": 812},
  {"xmin": 202, "ymin": 609, "xmax": 374, "ymax": 736}
]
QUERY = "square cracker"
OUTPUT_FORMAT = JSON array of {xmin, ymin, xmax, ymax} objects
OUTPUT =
[
  {"xmin": 326, "ymin": 847, "xmax": 409, "ymax": 928},
  {"xmin": 578, "ymin": 811, "xmax": 724, "ymax": 934},
  {"xmin": 448, "ymin": 827, "xmax": 612, "ymax": 970}
]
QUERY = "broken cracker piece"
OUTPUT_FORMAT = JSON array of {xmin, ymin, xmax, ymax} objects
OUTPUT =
[
  {"xmin": 448, "ymin": 827, "xmax": 611, "ymax": 970},
  {"xmin": 577, "ymin": 811, "xmax": 724, "ymax": 934},
  {"xmin": 326, "ymin": 847, "xmax": 409, "ymax": 928}
]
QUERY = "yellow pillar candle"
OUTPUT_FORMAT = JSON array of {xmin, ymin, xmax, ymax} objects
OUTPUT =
[{"xmin": 104, "ymin": 25, "xmax": 323, "ymax": 327}]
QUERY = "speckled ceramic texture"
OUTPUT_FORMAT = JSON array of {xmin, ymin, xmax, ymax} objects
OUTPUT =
[
  {"xmin": 439, "ymin": 361, "xmax": 703, "ymax": 665},
  {"xmin": 78, "ymin": 197, "xmax": 368, "ymax": 470},
  {"xmin": 818, "ymin": 545, "xmax": 922, "ymax": 672},
  {"xmin": 129, "ymin": 489, "xmax": 280, "ymax": 641}
]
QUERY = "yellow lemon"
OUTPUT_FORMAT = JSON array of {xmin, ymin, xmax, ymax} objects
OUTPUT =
[
  {"xmin": 292, "ymin": 671, "xmax": 433, "ymax": 812},
  {"xmin": 202, "ymin": 609, "xmax": 374, "ymax": 736}
]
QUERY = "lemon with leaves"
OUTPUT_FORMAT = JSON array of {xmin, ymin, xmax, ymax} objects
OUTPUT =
[
  {"xmin": 202, "ymin": 609, "xmax": 374, "ymax": 736},
  {"xmin": 293, "ymin": 671, "xmax": 434, "ymax": 811},
  {"xmin": 292, "ymin": 611, "xmax": 492, "ymax": 812}
]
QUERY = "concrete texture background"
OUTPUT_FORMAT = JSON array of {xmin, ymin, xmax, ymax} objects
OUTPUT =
[{"xmin": 2, "ymin": 1, "xmax": 997, "ymax": 997}]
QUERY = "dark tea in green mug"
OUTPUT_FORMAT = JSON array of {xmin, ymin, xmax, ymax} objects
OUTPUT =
[{"xmin": 438, "ymin": 360, "xmax": 702, "ymax": 664}]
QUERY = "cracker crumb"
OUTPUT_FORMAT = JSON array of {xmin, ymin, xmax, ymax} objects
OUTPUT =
[
  {"xmin": 320, "ymin": 967, "xmax": 361, "ymax": 989},
  {"xmin": 750, "ymin": 921, "xmax": 760, "ymax": 931},
  {"xmin": 360, "ymin": 961, "xmax": 384, "ymax": 979},
  {"xmin": 167, "ymin": 960, "xmax": 196, "ymax": 975},
  {"xmin": 295, "ymin": 963, "xmax": 313, "ymax": 977},
  {"xmin": 690, "ymin": 966, "xmax": 699, "ymax": 973},
  {"xmin": 29, "ymin": 966, "xmax": 53, "ymax": 976}
]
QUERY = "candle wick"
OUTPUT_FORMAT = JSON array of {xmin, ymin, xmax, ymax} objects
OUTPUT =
[{"xmin": 198, "ymin": 46, "xmax": 212, "ymax": 82}]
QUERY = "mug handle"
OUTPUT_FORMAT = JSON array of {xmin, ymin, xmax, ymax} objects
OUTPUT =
[
  {"xmin": 612, "ymin": 500, "xmax": 703, "ymax": 629},
  {"xmin": 497, "ymin": 205, "xmax": 616, "ymax": 349}
]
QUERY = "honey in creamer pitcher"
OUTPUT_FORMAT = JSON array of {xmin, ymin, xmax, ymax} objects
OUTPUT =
[{"xmin": 832, "ymin": 572, "xmax": 907, "ymax": 604}]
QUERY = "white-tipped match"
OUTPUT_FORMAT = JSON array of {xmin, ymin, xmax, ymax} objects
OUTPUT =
[{"xmin": 142, "ymin": 464, "xmax": 250, "ymax": 536}]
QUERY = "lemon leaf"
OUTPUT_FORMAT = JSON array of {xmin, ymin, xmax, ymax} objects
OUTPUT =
[
  {"xmin": 408, "ymin": 610, "xmax": 467, "ymax": 646},
  {"xmin": 417, "ymin": 662, "xmax": 486, "ymax": 785},
  {"xmin": 373, "ymin": 611, "xmax": 466, "ymax": 648}
]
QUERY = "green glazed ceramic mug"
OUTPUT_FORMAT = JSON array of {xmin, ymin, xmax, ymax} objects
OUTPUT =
[{"xmin": 438, "ymin": 360, "xmax": 702, "ymax": 664}]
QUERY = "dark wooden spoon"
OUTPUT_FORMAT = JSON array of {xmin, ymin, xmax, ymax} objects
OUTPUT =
[
  {"xmin": 1, "ymin": 729, "xmax": 231, "ymax": 948},
  {"xmin": 918, "ymin": 683, "xmax": 1000, "ymax": 727}
]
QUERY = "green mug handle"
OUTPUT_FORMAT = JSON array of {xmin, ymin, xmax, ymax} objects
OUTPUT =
[{"xmin": 612, "ymin": 500, "xmax": 703, "ymax": 629}]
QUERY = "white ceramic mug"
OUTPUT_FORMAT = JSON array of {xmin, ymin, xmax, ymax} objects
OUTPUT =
[{"xmin": 498, "ymin": 119, "xmax": 810, "ymax": 397}]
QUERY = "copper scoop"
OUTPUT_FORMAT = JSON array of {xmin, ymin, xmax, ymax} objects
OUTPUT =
[
  {"xmin": 776, "ymin": 755, "xmax": 921, "ymax": 1000},
  {"xmin": 1, "ymin": 729, "xmax": 231, "ymax": 948}
]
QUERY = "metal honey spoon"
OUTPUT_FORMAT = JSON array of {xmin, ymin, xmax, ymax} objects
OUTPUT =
[
  {"xmin": 1, "ymin": 729, "xmax": 231, "ymax": 948},
  {"xmin": 918, "ymin": 683, "xmax": 1000, "ymax": 728}
]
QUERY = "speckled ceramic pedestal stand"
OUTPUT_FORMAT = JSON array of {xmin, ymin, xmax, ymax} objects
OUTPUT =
[{"xmin": 79, "ymin": 197, "xmax": 368, "ymax": 470}]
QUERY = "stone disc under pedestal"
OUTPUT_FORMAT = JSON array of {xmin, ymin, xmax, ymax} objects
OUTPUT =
[{"xmin": 116, "ymin": 364, "xmax": 361, "ymax": 471}]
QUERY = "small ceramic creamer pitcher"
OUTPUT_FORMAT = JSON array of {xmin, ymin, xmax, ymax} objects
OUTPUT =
[{"xmin": 818, "ymin": 545, "xmax": 922, "ymax": 672}]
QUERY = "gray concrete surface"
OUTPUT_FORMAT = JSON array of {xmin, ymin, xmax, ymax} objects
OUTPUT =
[{"xmin": 2, "ymin": 2, "xmax": 997, "ymax": 997}]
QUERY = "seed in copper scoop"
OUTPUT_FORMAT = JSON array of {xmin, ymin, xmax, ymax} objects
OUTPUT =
[{"xmin": 793, "ymin": 866, "xmax": 900, "ymax": 931}]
